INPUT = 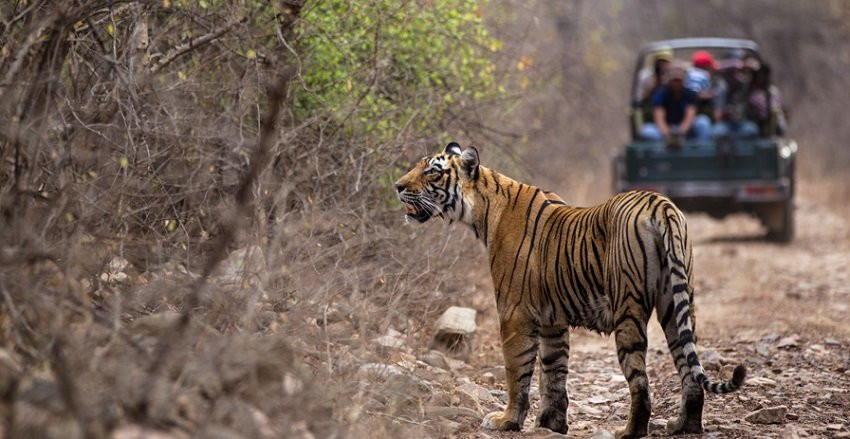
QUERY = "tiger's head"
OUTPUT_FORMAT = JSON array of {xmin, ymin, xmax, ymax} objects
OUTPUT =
[{"xmin": 395, "ymin": 142, "xmax": 480, "ymax": 224}]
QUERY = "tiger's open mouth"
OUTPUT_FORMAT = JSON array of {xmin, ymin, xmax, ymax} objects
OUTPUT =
[{"xmin": 403, "ymin": 203, "xmax": 432, "ymax": 223}]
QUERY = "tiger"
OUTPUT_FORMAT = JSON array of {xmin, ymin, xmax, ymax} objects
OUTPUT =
[{"xmin": 395, "ymin": 142, "xmax": 747, "ymax": 438}]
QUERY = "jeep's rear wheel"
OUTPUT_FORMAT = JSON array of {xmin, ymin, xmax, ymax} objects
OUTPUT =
[{"xmin": 762, "ymin": 200, "xmax": 794, "ymax": 243}]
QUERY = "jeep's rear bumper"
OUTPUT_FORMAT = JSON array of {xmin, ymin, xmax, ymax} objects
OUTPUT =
[{"xmin": 619, "ymin": 178, "xmax": 792, "ymax": 203}]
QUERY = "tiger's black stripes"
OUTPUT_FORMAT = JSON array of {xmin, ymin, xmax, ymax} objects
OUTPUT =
[{"xmin": 394, "ymin": 144, "xmax": 747, "ymax": 437}]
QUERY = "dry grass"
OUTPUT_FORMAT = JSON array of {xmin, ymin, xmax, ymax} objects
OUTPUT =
[{"xmin": 0, "ymin": 1, "xmax": 490, "ymax": 437}]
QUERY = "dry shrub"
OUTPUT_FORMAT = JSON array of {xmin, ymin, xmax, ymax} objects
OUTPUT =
[{"xmin": 0, "ymin": 1, "xmax": 500, "ymax": 437}]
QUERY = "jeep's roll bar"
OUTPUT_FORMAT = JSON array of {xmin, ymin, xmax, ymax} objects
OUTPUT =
[{"xmin": 630, "ymin": 38, "xmax": 764, "ymax": 139}]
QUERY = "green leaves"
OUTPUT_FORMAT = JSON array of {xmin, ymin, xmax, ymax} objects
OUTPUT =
[{"xmin": 296, "ymin": 0, "xmax": 502, "ymax": 140}]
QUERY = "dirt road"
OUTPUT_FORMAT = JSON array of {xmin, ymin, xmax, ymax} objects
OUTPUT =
[{"xmin": 454, "ymin": 196, "xmax": 850, "ymax": 438}]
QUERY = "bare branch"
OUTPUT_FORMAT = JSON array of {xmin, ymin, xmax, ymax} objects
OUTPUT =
[
  {"xmin": 0, "ymin": 15, "xmax": 55, "ymax": 89},
  {"xmin": 149, "ymin": 17, "xmax": 247, "ymax": 74},
  {"xmin": 142, "ymin": 66, "xmax": 295, "ymax": 407}
]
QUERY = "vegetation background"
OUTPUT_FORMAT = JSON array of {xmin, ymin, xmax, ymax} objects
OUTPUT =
[{"xmin": 1, "ymin": 0, "xmax": 848, "ymax": 438}]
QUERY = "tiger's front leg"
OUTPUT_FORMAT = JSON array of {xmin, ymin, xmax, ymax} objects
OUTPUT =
[
  {"xmin": 536, "ymin": 327, "xmax": 570, "ymax": 434},
  {"xmin": 482, "ymin": 319, "xmax": 538, "ymax": 431}
]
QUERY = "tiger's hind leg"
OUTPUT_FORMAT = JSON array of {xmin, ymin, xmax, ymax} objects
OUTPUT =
[
  {"xmin": 535, "ymin": 327, "xmax": 569, "ymax": 434},
  {"xmin": 613, "ymin": 309, "xmax": 651, "ymax": 439},
  {"xmin": 657, "ymin": 289, "xmax": 704, "ymax": 434}
]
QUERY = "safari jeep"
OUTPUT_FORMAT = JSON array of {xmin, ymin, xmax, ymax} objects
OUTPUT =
[{"xmin": 613, "ymin": 38, "xmax": 797, "ymax": 242}]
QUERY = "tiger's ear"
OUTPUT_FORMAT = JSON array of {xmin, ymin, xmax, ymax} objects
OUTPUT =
[
  {"xmin": 444, "ymin": 142, "xmax": 462, "ymax": 156},
  {"xmin": 460, "ymin": 147, "xmax": 479, "ymax": 180}
]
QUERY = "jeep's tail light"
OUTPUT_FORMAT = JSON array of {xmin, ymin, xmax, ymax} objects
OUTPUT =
[
  {"xmin": 738, "ymin": 184, "xmax": 784, "ymax": 201},
  {"xmin": 744, "ymin": 185, "xmax": 779, "ymax": 196}
]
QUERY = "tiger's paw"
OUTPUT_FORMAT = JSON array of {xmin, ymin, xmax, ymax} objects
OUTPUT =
[
  {"xmin": 535, "ymin": 406, "xmax": 567, "ymax": 434},
  {"xmin": 614, "ymin": 427, "xmax": 647, "ymax": 439},
  {"xmin": 666, "ymin": 416, "xmax": 702, "ymax": 435},
  {"xmin": 482, "ymin": 411, "xmax": 520, "ymax": 431}
]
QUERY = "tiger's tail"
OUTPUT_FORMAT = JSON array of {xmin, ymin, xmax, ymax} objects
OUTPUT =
[{"xmin": 659, "ymin": 204, "xmax": 747, "ymax": 394}]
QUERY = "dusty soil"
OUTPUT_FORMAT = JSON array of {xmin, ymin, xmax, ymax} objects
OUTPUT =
[{"xmin": 434, "ymin": 196, "xmax": 850, "ymax": 439}]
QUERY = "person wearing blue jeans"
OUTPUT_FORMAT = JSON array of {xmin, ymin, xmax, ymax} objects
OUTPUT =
[
  {"xmin": 712, "ymin": 54, "xmax": 761, "ymax": 139},
  {"xmin": 640, "ymin": 65, "xmax": 712, "ymax": 142},
  {"xmin": 712, "ymin": 120, "xmax": 759, "ymax": 138}
]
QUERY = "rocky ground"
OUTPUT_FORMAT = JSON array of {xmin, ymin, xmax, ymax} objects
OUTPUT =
[
  {"xmin": 3, "ymin": 198, "xmax": 847, "ymax": 439},
  {"xmin": 373, "ymin": 197, "xmax": 850, "ymax": 439}
]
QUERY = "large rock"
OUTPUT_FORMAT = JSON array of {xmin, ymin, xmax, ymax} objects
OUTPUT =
[
  {"xmin": 744, "ymin": 405, "xmax": 787, "ymax": 424},
  {"xmin": 431, "ymin": 306, "xmax": 476, "ymax": 359}
]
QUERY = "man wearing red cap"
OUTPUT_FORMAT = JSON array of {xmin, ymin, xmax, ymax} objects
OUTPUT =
[
  {"xmin": 687, "ymin": 50, "xmax": 725, "ymax": 122},
  {"xmin": 692, "ymin": 50, "xmax": 715, "ymax": 69},
  {"xmin": 687, "ymin": 51, "xmax": 714, "ymax": 93}
]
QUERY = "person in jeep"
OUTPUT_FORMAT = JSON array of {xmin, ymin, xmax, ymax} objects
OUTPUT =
[
  {"xmin": 747, "ymin": 62, "xmax": 787, "ymax": 136},
  {"xmin": 640, "ymin": 64, "xmax": 712, "ymax": 145},
  {"xmin": 712, "ymin": 50, "xmax": 759, "ymax": 138},
  {"xmin": 687, "ymin": 50, "xmax": 726, "ymax": 122},
  {"xmin": 636, "ymin": 47, "xmax": 673, "ymax": 103}
]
